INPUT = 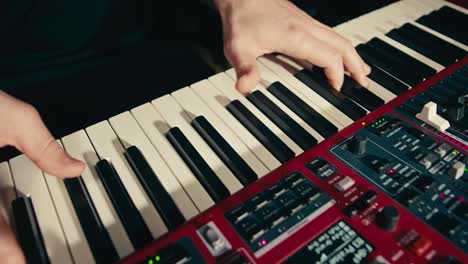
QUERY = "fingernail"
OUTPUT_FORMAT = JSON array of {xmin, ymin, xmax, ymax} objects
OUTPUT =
[{"xmin": 364, "ymin": 64, "xmax": 371, "ymax": 74}]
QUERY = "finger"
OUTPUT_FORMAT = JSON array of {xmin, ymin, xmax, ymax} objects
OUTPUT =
[
  {"xmin": 224, "ymin": 43, "xmax": 261, "ymax": 94},
  {"xmin": 0, "ymin": 214, "xmax": 25, "ymax": 264},
  {"xmin": 10, "ymin": 104, "xmax": 84, "ymax": 178},
  {"xmin": 342, "ymin": 47, "xmax": 370, "ymax": 87},
  {"xmin": 279, "ymin": 31, "xmax": 345, "ymax": 90},
  {"xmin": 303, "ymin": 22, "xmax": 370, "ymax": 87},
  {"xmin": 363, "ymin": 62, "xmax": 371, "ymax": 75}
]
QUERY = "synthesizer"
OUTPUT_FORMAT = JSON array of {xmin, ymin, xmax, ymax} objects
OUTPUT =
[{"xmin": 0, "ymin": 0, "xmax": 467, "ymax": 263}]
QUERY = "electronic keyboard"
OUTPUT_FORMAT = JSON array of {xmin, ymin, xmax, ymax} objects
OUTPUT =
[{"xmin": 0, "ymin": 0, "xmax": 467, "ymax": 263}]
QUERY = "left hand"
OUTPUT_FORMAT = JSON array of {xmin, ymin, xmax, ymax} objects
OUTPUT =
[{"xmin": 215, "ymin": 0, "xmax": 371, "ymax": 93}]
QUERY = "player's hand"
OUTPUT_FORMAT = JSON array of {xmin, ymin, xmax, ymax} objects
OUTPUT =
[
  {"xmin": 0, "ymin": 91, "xmax": 84, "ymax": 178},
  {"xmin": 0, "ymin": 91, "xmax": 85, "ymax": 263},
  {"xmin": 215, "ymin": 0, "xmax": 371, "ymax": 93}
]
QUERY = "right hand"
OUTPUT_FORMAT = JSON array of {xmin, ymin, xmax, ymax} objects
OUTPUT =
[{"xmin": 0, "ymin": 90, "xmax": 85, "ymax": 263}]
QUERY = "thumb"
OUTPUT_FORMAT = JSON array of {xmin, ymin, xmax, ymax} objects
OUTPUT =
[
  {"xmin": 225, "ymin": 46, "xmax": 260, "ymax": 94},
  {"xmin": 1, "ymin": 93, "xmax": 84, "ymax": 178},
  {"xmin": 0, "ymin": 213, "xmax": 25, "ymax": 264},
  {"xmin": 13, "ymin": 107, "xmax": 84, "ymax": 178},
  {"xmin": 235, "ymin": 62, "xmax": 260, "ymax": 95}
]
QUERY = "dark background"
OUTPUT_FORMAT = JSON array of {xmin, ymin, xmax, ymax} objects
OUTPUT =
[{"xmin": 0, "ymin": 0, "xmax": 398, "ymax": 162}]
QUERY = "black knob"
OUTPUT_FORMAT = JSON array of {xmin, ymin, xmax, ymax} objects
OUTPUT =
[
  {"xmin": 350, "ymin": 134, "xmax": 368, "ymax": 155},
  {"xmin": 375, "ymin": 206, "xmax": 400, "ymax": 232}
]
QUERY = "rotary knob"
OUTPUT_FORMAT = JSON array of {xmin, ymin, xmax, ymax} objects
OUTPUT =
[
  {"xmin": 375, "ymin": 206, "xmax": 400, "ymax": 232},
  {"xmin": 350, "ymin": 134, "xmax": 368, "ymax": 155}
]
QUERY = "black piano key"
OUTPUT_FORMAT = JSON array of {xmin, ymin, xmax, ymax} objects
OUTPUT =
[
  {"xmin": 95, "ymin": 159, "xmax": 153, "ymax": 249},
  {"xmin": 267, "ymin": 81, "xmax": 338, "ymax": 138},
  {"xmin": 191, "ymin": 116, "xmax": 258, "ymax": 186},
  {"xmin": 364, "ymin": 65, "xmax": 410, "ymax": 96},
  {"xmin": 356, "ymin": 44, "xmax": 421, "ymax": 87},
  {"xmin": 247, "ymin": 90, "xmax": 318, "ymax": 150},
  {"xmin": 63, "ymin": 177, "xmax": 119, "ymax": 263},
  {"xmin": 417, "ymin": 7, "xmax": 468, "ymax": 45},
  {"xmin": 367, "ymin": 38, "xmax": 436, "ymax": 80},
  {"xmin": 12, "ymin": 196, "xmax": 50, "ymax": 264},
  {"xmin": 226, "ymin": 99, "xmax": 295, "ymax": 164},
  {"xmin": 166, "ymin": 127, "xmax": 231, "ymax": 202},
  {"xmin": 124, "ymin": 146, "xmax": 185, "ymax": 230},
  {"xmin": 387, "ymin": 23, "xmax": 466, "ymax": 67},
  {"xmin": 312, "ymin": 68, "xmax": 385, "ymax": 111},
  {"xmin": 294, "ymin": 69, "xmax": 367, "ymax": 121}
]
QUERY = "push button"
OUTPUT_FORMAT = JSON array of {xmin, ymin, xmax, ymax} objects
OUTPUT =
[
  {"xmin": 419, "ymin": 153, "xmax": 439, "ymax": 169},
  {"xmin": 434, "ymin": 143, "xmax": 452, "ymax": 157},
  {"xmin": 292, "ymin": 182, "xmax": 320, "ymax": 202},
  {"xmin": 274, "ymin": 192, "xmax": 303, "ymax": 214},
  {"xmin": 236, "ymin": 216, "xmax": 264, "ymax": 242},
  {"xmin": 255, "ymin": 204, "xmax": 284, "ymax": 227},
  {"xmin": 306, "ymin": 158, "xmax": 337, "ymax": 179},
  {"xmin": 334, "ymin": 176, "xmax": 355, "ymax": 192},
  {"xmin": 364, "ymin": 155, "xmax": 392, "ymax": 173}
]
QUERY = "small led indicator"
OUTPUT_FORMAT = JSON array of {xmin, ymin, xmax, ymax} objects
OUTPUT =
[
  {"xmin": 261, "ymin": 239, "xmax": 267, "ymax": 246},
  {"xmin": 460, "ymin": 197, "xmax": 465, "ymax": 202},
  {"xmin": 361, "ymin": 122, "xmax": 366, "ymax": 126},
  {"xmin": 155, "ymin": 255, "xmax": 161, "ymax": 262},
  {"xmin": 148, "ymin": 260, "xmax": 154, "ymax": 264},
  {"xmin": 440, "ymin": 193, "xmax": 446, "ymax": 199},
  {"xmin": 388, "ymin": 169, "xmax": 395, "ymax": 174}
]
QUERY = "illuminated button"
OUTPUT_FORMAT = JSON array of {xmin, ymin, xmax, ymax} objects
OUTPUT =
[{"xmin": 334, "ymin": 176, "xmax": 355, "ymax": 192}]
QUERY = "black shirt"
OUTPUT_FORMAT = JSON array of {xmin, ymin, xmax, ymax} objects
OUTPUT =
[{"xmin": 0, "ymin": 0, "xmax": 156, "ymax": 75}]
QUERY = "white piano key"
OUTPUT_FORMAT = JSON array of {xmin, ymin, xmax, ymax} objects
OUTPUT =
[
  {"xmin": 130, "ymin": 103, "xmax": 215, "ymax": 211},
  {"xmin": 172, "ymin": 86, "xmax": 270, "ymax": 177},
  {"xmin": 257, "ymin": 55, "xmax": 353, "ymax": 129},
  {"xmin": 209, "ymin": 72, "xmax": 304, "ymax": 156},
  {"xmin": 85, "ymin": 121, "xmax": 167, "ymax": 239},
  {"xmin": 191, "ymin": 80, "xmax": 281, "ymax": 171},
  {"xmin": 0, "ymin": 162, "xmax": 16, "ymax": 226},
  {"xmin": 225, "ymin": 67, "xmax": 325, "ymax": 142},
  {"xmin": 61, "ymin": 130, "xmax": 133, "ymax": 258},
  {"xmin": 152, "ymin": 95, "xmax": 243, "ymax": 194},
  {"xmin": 363, "ymin": 78, "xmax": 397, "ymax": 103},
  {"xmin": 9, "ymin": 155, "xmax": 73, "ymax": 264},
  {"xmin": 108, "ymin": 111, "xmax": 199, "ymax": 220},
  {"xmin": 43, "ymin": 141, "xmax": 94, "ymax": 264}
]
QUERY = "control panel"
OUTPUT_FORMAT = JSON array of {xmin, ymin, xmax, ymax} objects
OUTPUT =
[
  {"xmin": 225, "ymin": 172, "xmax": 334, "ymax": 257},
  {"xmin": 331, "ymin": 114, "xmax": 467, "ymax": 252}
]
